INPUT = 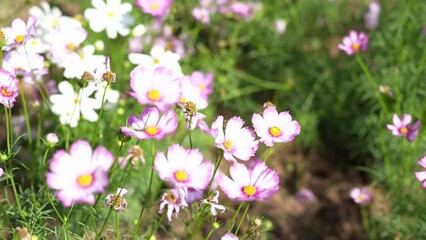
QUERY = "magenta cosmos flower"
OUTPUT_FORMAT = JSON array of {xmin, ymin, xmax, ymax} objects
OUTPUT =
[
  {"xmin": 46, "ymin": 140, "xmax": 114, "ymax": 207},
  {"xmin": 0, "ymin": 69, "xmax": 19, "ymax": 108},
  {"xmin": 211, "ymin": 115, "xmax": 259, "ymax": 162},
  {"xmin": 349, "ymin": 187, "xmax": 372, "ymax": 206},
  {"xmin": 129, "ymin": 65, "xmax": 181, "ymax": 111},
  {"xmin": 415, "ymin": 156, "xmax": 426, "ymax": 188},
  {"xmin": 120, "ymin": 106, "xmax": 177, "ymax": 140},
  {"xmin": 218, "ymin": 162, "xmax": 279, "ymax": 201},
  {"xmin": 338, "ymin": 30, "xmax": 369, "ymax": 55},
  {"xmin": 2, "ymin": 16, "xmax": 37, "ymax": 51},
  {"xmin": 135, "ymin": 0, "xmax": 173, "ymax": 17},
  {"xmin": 252, "ymin": 106, "xmax": 301, "ymax": 147},
  {"xmin": 386, "ymin": 113, "xmax": 420, "ymax": 142},
  {"xmin": 154, "ymin": 144, "xmax": 213, "ymax": 191}
]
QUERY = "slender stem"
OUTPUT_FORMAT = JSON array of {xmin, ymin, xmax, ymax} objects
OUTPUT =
[
  {"xmin": 8, "ymin": 160, "xmax": 23, "ymax": 213},
  {"xmin": 18, "ymin": 80, "xmax": 32, "ymax": 146},
  {"xmin": 147, "ymin": 212, "xmax": 165, "ymax": 239},
  {"xmin": 188, "ymin": 129, "xmax": 193, "ymax": 149},
  {"xmin": 206, "ymin": 151, "xmax": 223, "ymax": 196},
  {"xmin": 205, "ymin": 224, "xmax": 219, "ymax": 240},
  {"xmin": 360, "ymin": 206, "xmax": 370, "ymax": 239},
  {"xmin": 115, "ymin": 211, "xmax": 119, "ymax": 239},
  {"xmin": 263, "ymin": 147, "xmax": 272, "ymax": 162},
  {"xmin": 91, "ymin": 84, "xmax": 109, "ymax": 147},
  {"xmin": 226, "ymin": 202, "xmax": 244, "ymax": 232},
  {"xmin": 46, "ymin": 188, "xmax": 64, "ymax": 223},
  {"xmin": 132, "ymin": 139, "xmax": 156, "ymax": 239},
  {"xmin": 235, "ymin": 203, "xmax": 250, "ymax": 235},
  {"xmin": 4, "ymin": 106, "xmax": 11, "ymax": 156}
]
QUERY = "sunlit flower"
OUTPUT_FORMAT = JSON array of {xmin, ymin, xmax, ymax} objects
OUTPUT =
[
  {"xmin": 221, "ymin": 233, "xmax": 239, "ymax": 240},
  {"xmin": 415, "ymin": 156, "xmax": 426, "ymax": 188},
  {"xmin": 0, "ymin": 69, "xmax": 19, "ymax": 108},
  {"xmin": 2, "ymin": 17, "xmax": 37, "ymax": 51},
  {"xmin": 118, "ymin": 145, "xmax": 146, "ymax": 169},
  {"xmin": 129, "ymin": 65, "xmax": 182, "ymax": 111},
  {"xmin": 159, "ymin": 188, "xmax": 188, "ymax": 221},
  {"xmin": 179, "ymin": 76, "xmax": 208, "ymax": 110},
  {"xmin": 218, "ymin": 162, "xmax": 279, "ymax": 201},
  {"xmin": 364, "ymin": 1, "xmax": 381, "ymax": 30},
  {"xmin": 3, "ymin": 49, "xmax": 47, "ymax": 84},
  {"xmin": 46, "ymin": 140, "xmax": 114, "ymax": 207},
  {"xmin": 104, "ymin": 188, "xmax": 128, "ymax": 211},
  {"xmin": 120, "ymin": 106, "xmax": 178, "ymax": 140},
  {"xmin": 349, "ymin": 187, "xmax": 372, "ymax": 205},
  {"xmin": 252, "ymin": 106, "xmax": 301, "ymax": 147},
  {"xmin": 84, "ymin": 0, "xmax": 134, "ymax": 39},
  {"xmin": 386, "ymin": 113, "xmax": 420, "ymax": 142},
  {"xmin": 154, "ymin": 144, "xmax": 213, "ymax": 190},
  {"xmin": 338, "ymin": 30, "xmax": 369, "ymax": 55},
  {"xmin": 202, "ymin": 190, "xmax": 225, "ymax": 215},
  {"xmin": 50, "ymin": 81, "xmax": 102, "ymax": 128},
  {"xmin": 211, "ymin": 115, "xmax": 259, "ymax": 162},
  {"xmin": 135, "ymin": 0, "xmax": 173, "ymax": 18}
]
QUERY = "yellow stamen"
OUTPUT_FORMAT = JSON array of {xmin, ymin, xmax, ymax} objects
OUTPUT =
[
  {"xmin": 74, "ymin": 97, "xmax": 80, "ymax": 104},
  {"xmin": 147, "ymin": 89, "xmax": 160, "ymax": 101},
  {"xmin": 151, "ymin": 3, "xmax": 158, "ymax": 10},
  {"xmin": 400, "ymin": 127, "xmax": 408, "ymax": 134},
  {"xmin": 1, "ymin": 87, "xmax": 12, "ymax": 97},
  {"xmin": 145, "ymin": 126, "xmax": 159, "ymax": 136},
  {"xmin": 77, "ymin": 174, "xmax": 93, "ymax": 187},
  {"xmin": 153, "ymin": 58, "xmax": 160, "ymax": 64},
  {"xmin": 66, "ymin": 43, "xmax": 75, "ymax": 51},
  {"xmin": 243, "ymin": 185, "xmax": 256, "ymax": 196},
  {"xmin": 268, "ymin": 126, "xmax": 281, "ymax": 137},
  {"xmin": 352, "ymin": 43, "xmax": 360, "ymax": 51},
  {"xmin": 174, "ymin": 171, "xmax": 187, "ymax": 182},
  {"xmin": 180, "ymin": 97, "xmax": 187, "ymax": 103},
  {"xmin": 15, "ymin": 35, "xmax": 25, "ymax": 44},
  {"xmin": 198, "ymin": 84, "xmax": 205, "ymax": 90},
  {"xmin": 108, "ymin": 11, "xmax": 114, "ymax": 18},
  {"xmin": 224, "ymin": 140, "xmax": 232, "ymax": 150}
]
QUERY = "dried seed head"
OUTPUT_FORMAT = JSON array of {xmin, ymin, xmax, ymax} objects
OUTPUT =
[{"xmin": 102, "ymin": 70, "xmax": 116, "ymax": 83}]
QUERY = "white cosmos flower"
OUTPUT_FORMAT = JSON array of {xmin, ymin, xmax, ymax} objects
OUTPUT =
[
  {"xmin": 84, "ymin": 0, "xmax": 134, "ymax": 39},
  {"xmin": 62, "ymin": 45, "xmax": 106, "ymax": 79},
  {"xmin": 50, "ymin": 81, "xmax": 102, "ymax": 128},
  {"xmin": 128, "ymin": 45, "xmax": 183, "ymax": 77}
]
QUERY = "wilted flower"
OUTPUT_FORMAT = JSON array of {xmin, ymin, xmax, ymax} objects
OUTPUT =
[
  {"xmin": 338, "ymin": 30, "xmax": 369, "ymax": 55},
  {"xmin": 0, "ymin": 69, "xmax": 19, "ymax": 108},
  {"xmin": 201, "ymin": 190, "xmax": 225, "ymax": 216},
  {"xmin": 211, "ymin": 115, "xmax": 259, "ymax": 162},
  {"xmin": 118, "ymin": 145, "xmax": 146, "ymax": 169},
  {"xmin": 45, "ymin": 133, "xmax": 59, "ymax": 147},
  {"xmin": 386, "ymin": 113, "xmax": 420, "ymax": 142},
  {"xmin": 414, "ymin": 156, "xmax": 426, "ymax": 188},
  {"xmin": 218, "ymin": 162, "xmax": 279, "ymax": 201},
  {"xmin": 159, "ymin": 188, "xmax": 188, "ymax": 221},
  {"xmin": 252, "ymin": 106, "xmax": 301, "ymax": 147},
  {"xmin": 350, "ymin": 187, "xmax": 372, "ymax": 205},
  {"xmin": 46, "ymin": 140, "xmax": 114, "ymax": 207},
  {"xmin": 104, "ymin": 188, "xmax": 128, "ymax": 211}
]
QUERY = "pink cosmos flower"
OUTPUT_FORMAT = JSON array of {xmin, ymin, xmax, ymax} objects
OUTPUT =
[
  {"xmin": 338, "ymin": 30, "xmax": 369, "ymax": 55},
  {"xmin": 135, "ymin": 0, "xmax": 173, "ymax": 17},
  {"xmin": 129, "ymin": 65, "xmax": 181, "ymax": 111},
  {"xmin": 120, "ymin": 106, "xmax": 178, "ymax": 140},
  {"xmin": 364, "ymin": 1, "xmax": 381, "ymax": 30},
  {"xmin": 415, "ymin": 156, "xmax": 426, "ymax": 188},
  {"xmin": 50, "ymin": 26, "xmax": 88, "ymax": 64},
  {"xmin": 222, "ymin": 233, "xmax": 239, "ymax": 240},
  {"xmin": 159, "ymin": 188, "xmax": 188, "ymax": 221},
  {"xmin": 211, "ymin": 115, "xmax": 259, "ymax": 162},
  {"xmin": 0, "ymin": 69, "xmax": 19, "ymax": 108},
  {"xmin": 2, "ymin": 17, "xmax": 37, "ymax": 51},
  {"xmin": 386, "ymin": 113, "xmax": 420, "ymax": 142},
  {"xmin": 154, "ymin": 144, "xmax": 214, "ymax": 191},
  {"xmin": 218, "ymin": 162, "xmax": 279, "ymax": 201},
  {"xmin": 189, "ymin": 70, "xmax": 213, "ymax": 101},
  {"xmin": 252, "ymin": 106, "xmax": 301, "ymax": 147},
  {"xmin": 179, "ymin": 76, "xmax": 208, "ymax": 110},
  {"xmin": 3, "ymin": 49, "xmax": 48, "ymax": 84},
  {"xmin": 349, "ymin": 187, "xmax": 372, "ymax": 206},
  {"xmin": 46, "ymin": 140, "xmax": 114, "ymax": 207},
  {"xmin": 192, "ymin": 7, "xmax": 211, "ymax": 25}
]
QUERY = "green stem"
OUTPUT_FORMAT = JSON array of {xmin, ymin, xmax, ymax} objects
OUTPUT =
[
  {"xmin": 226, "ymin": 202, "xmax": 245, "ymax": 232},
  {"xmin": 263, "ymin": 147, "xmax": 272, "ymax": 162},
  {"xmin": 132, "ymin": 139, "xmax": 156, "ymax": 239},
  {"xmin": 147, "ymin": 212, "xmax": 165, "ymax": 239},
  {"xmin": 115, "ymin": 211, "xmax": 119, "ymax": 239},
  {"xmin": 4, "ymin": 106, "xmax": 11, "ymax": 157},
  {"xmin": 205, "ymin": 223, "xmax": 220, "ymax": 240},
  {"xmin": 8, "ymin": 160, "xmax": 23, "ymax": 213},
  {"xmin": 206, "ymin": 151, "xmax": 223, "ymax": 196},
  {"xmin": 235, "ymin": 203, "xmax": 250, "ymax": 235},
  {"xmin": 360, "ymin": 206, "xmax": 370, "ymax": 239},
  {"xmin": 188, "ymin": 129, "xmax": 193, "ymax": 149},
  {"xmin": 18, "ymin": 78, "xmax": 33, "ymax": 145},
  {"xmin": 91, "ymin": 84, "xmax": 109, "ymax": 147},
  {"xmin": 45, "ymin": 188, "xmax": 64, "ymax": 223}
]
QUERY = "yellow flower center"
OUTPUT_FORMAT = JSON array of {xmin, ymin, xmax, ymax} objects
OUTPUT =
[
  {"xmin": 1, "ymin": 87, "xmax": 12, "ymax": 97},
  {"xmin": 224, "ymin": 140, "xmax": 232, "ymax": 150},
  {"xmin": 153, "ymin": 58, "xmax": 160, "ymax": 64},
  {"xmin": 66, "ymin": 43, "xmax": 75, "ymax": 52},
  {"xmin": 145, "ymin": 126, "xmax": 159, "ymax": 136},
  {"xmin": 243, "ymin": 185, "xmax": 256, "ymax": 196},
  {"xmin": 174, "ymin": 171, "xmax": 187, "ymax": 182},
  {"xmin": 180, "ymin": 97, "xmax": 187, "ymax": 103},
  {"xmin": 151, "ymin": 3, "xmax": 158, "ymax": 10},
  {"xmin": 269, "ymin": 126, "xmax": 281, "ymax": 137},
  {"xmin": 74, "ymin": 97, "xmax": 80, "ymax": 104},
  {"xmin": 108, "ymin": 11, "xmax": 115, "ymax": 18},
  {"xmin": 77, "ymin": 174, "xmax": 93, "ymax": 187},
  {"xmin": 147, "ymin": 89, "xmax": 160, "ymax": 101},
  {"xmin": 400, "ymin": 127, "xmax": 408, "ymax": 134},
  {"xmin": 198, "ymin": 84, "xmax": 205, "ymax": 90},
  {"xmin": 15, "ymin": 35, "xmax": 25, "ymax": 44},
  {"xmin": 352, "ymin": 43, "xmax": 360, "ymax": 51}
]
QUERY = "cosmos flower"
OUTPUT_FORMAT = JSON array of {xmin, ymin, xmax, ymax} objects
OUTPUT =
[
  {"xmin": 218, "ymin": 162, "xmax": 279, "ymax": 201},
  {"xmin": 192, "ymin": 7, "xmax": 211, "ymax": 25},
  {"xmin": 2, "ymin": 17, "xmax": 37, "ymax": 51},
  {"xmin": 135, "ymin": 0, "xmax": 173, "ymax": 18},
  {"xmin": 338, "ymin": 30, "xmax": 369, "ymax": 55},
  {"xmin": 120, "ymin": 106, "xmax": 178, "ymax": 140},
  {"xmin": 221, "ymin": 233, "xmax": 239, "ymax": 240},
  {"xmin": 364, "ymin": 1, "xmax": 381, "ymax": 30},
  {"xmin": 128, "ymin": 65, "xmax": 182, "ymax": 111},
  {"xmin": 118, "ymin": 145, "xmax": 146, "ymax": 169},
  {"xmin": 154, "ymin": 144, "xmax": 213, "ymax": 191},
  {"xmin": 3, "ymin": 49, "xmax": 48, "ymax": 84},
  {"xmin": 349, "ymin": 187, "xmax": 372, "ymax": 206},
  {"xmin": 211, "ymin": 115, "xmax": 259, "ymax": 162},
  {"xmin": 0, "ymin": 69, "xmax": 19, "ymax": 108},
  {"xmin": 201, "ymin": 190, "xmax": 225, "ymax": 216},
  {"xmin": 45, "ymin": 133, "xmax": 59, "ymax": 147},
  {"xmin": 188, "ymin": 70, "xmax": 213, "ymax": 101},
  {"xmin": 46, "ymin": 140, "xmax": 114, "ymax": 207},
  {"xmin": 84, "ymin": 0, "xmax": 134, "ymax": 39},
  {"xmin": 386, "ymin": 113, "xmax": 420, "ymax": 142},
  {"xmin": 252, "ymin": 106, "xmax": 301, "ymax": 147},
  {"xmin": 179, "ymin": 76, "xmax": 208, "ymax": 110},
  {"xmin": 415, "ymin": 156, "xmax": 426, "ymax": 188},
  {"xmin": 159, "ymin": 188, "xmax": 188, "ymax": 221},
  {"xmin": 104, "ymin": 188, "xmax": 128, "ymax": 211}
]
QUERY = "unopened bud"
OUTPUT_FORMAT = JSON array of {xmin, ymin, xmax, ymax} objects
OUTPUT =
[{"xmin": 46, "ymin": 133, "xmax": 59, "ymax": 147}]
